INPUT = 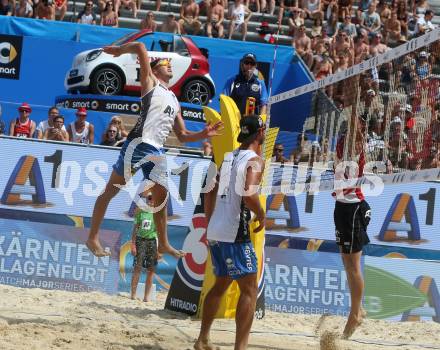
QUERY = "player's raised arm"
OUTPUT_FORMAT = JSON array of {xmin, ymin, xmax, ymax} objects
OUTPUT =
[
  {"xmin": 103, "ymin": 42, "xmax": 155, "ymax": 95},
  {"xmin": 173, "ymin": 110, "xmax": 223, "ymax": 143}
]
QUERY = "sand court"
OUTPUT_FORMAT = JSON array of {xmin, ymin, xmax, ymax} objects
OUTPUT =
[{"xmin": 0, "ymin": 284, "xmax": 439, "ymax": 350}]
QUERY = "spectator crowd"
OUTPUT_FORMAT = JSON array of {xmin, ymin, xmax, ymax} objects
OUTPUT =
[
  {"xmin": 271, "ymin": 38, "xmax": 440, "ymax": 174},
  {"xmin": 1, "ymin": 0, "xmax": 435, "ymax": 43},
  {"xmin": 0, "ymin": 103, "xmax": 133, "ymax": 147}
]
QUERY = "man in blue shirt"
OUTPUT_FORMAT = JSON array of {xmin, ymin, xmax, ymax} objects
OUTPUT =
[{"xmin": 222, "ymin": 53, "xmax": 268, "ymax": 116}]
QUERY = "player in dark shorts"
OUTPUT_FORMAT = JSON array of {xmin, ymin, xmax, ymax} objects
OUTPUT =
[{"xmin": 333, "ymin": 115, "xmax": 371, "ymax": 339}]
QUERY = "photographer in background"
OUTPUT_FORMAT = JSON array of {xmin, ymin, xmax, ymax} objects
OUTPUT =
[
  {"xmin": 43, "ymin": 115, "xmax": 69, "ymax": 142},
  {"xmin": 37, "ymin": 106, "xmax": 66, "ymax": 139},
  {"xmin": 36, "ymin": 0, "xmax": 55, "ymax": 19}
]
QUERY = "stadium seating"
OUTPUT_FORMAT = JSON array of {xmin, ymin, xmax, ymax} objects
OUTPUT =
[{"xmin": 62, "ymin": 0, "xmax": 440, "ymax": 47}]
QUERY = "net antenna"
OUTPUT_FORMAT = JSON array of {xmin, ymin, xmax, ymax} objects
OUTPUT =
[
  {"xmin": 259, "ymin": 21, "xmax": 283, "ymax": 189},
  {"xmin": 262, "ymin": 20, "xmax": 282, "ymax": 158},
  {"xmin": 263, "ymin": 28, "xmax": 440, "ymax": 196}
]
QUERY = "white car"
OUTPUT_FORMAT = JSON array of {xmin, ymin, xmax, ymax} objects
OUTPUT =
[{"xmin": 65, "ymin": 30, "xmax": 216, "ymax": 105}]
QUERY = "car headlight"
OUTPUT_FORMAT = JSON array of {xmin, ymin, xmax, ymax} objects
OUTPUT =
[{"xmin": 86, "ymin": 50, "xmax": 102, "ymax": 62}]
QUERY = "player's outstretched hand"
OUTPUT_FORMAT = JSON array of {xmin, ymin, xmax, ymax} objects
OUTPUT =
[
  {"xmin": 204, "ymin": 121, "xmax": 224, "ymax": 138},
  {"xmin": 103, "ymin": 46, "xmax": 123, "ymax": 57}
]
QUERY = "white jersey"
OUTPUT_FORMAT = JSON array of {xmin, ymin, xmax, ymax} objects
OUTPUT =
[
  {"xmin": 128, "ymin": 82, "xmax": 179, "ymax": 149},
  {"xmin": 232, "ymin": 4, "xmax": 245, "ymax": 25},
  {"xmin": 207, "ymin": 149, "xmax": 259, "ymax": 243},
  {"xmin": 70, "ymin": 121, "xmax": 90, "ymax": 144}
]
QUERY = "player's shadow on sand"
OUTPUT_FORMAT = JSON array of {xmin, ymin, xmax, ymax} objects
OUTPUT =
[{"xmin": 82, "ymin": 301, "xmax": 190, "ymax": 321}]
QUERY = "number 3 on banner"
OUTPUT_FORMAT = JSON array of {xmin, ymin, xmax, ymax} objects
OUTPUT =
[{"xmin": 183, "ymin": 214, "xmax": 209, "ymax": 276}]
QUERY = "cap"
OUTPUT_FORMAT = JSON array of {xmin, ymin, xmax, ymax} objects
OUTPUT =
[
  {"xmin": 76, "ymin": 107, "xmax": 87, "ymax": 116},
  {"xmin": 18, "ymin": 102, "xmax": 32, "ymax": 112},
  {"xmin": 405, "ymin": 104, "xmax": 413, "ymax": 113},
  {"xmin": 406, "ymin": 117, "xmax": 415, "ymax": 130},
  {"xmin": 237, "ymin": 115, "xmax": 264, "ymax": 143},
  {"xmin": 242, "ymin": 53, "xmax": 257, "ymax": 63},
  {"xmin": 150, "ymin": 58, "xmax": 166, "ymax": 69},
  {"xmin": 419, "ymin": 51, "xmax": 429, "ymax": 58}
]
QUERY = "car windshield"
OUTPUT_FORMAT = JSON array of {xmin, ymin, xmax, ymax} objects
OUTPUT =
[
  {"xmin": 111, "ymin": 31, "xmax": 144, "ymax": 46},
  {"xmin": 110, "ymin": 32, "xmax": 169, "ymax": 52},
  {"xmin": 174, "ymin": 36, "xmax": 188, "ymax": 56}
]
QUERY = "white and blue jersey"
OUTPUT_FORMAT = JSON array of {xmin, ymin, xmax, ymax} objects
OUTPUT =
[
  {"xmin": 113, "ymin": 82, "xmax": 179, "ymax": 188},
  {"xmin": 207, "ymin": 149, "xmax": 260, "ymax": 279}
]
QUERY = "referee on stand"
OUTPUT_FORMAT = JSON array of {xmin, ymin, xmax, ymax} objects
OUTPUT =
[{"xmin": 222, "ymin": 53, "xmax": 268, "ymax": 116}]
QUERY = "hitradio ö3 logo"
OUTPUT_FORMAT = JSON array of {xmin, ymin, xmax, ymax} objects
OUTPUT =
[
  {"xmin": 0, "ymin": 42, "xmax": 18, "ymax": 64},
  {"xmin": 176, "ymin": 214, "xmax": 208, "ymax": 291}
]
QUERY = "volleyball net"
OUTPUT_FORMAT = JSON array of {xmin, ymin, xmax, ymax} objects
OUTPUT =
[{"xmin": 262, "ymin": 28, "xmax": 440, "ymax": 195}]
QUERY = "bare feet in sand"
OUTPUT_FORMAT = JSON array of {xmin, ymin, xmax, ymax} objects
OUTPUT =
[
  {"xmin": 342, "ymin": 314, "xmax": 363, "ymax": 339},
  {"xmin": 86, "ymin": 239, "xmax": 111, "ymax": 257},
  {"xmin": 360, "ymin": 306, "xmax": 367, "ymax": 318},
  {"xmin": 158, "ymin": 243, "xmax": 186, "ymax": 259},
  {"xmin": 194, "ymin": 338, "xmax": 219, "ymax": 350}
]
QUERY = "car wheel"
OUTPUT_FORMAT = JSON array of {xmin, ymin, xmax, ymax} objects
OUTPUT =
[
  {"xmin": 91, "ymin": 67, "xmax": 124, "ymax": 95},
  {"xmin": 182, "ymin": 79, "xmax": 212, "ymax": 106}
]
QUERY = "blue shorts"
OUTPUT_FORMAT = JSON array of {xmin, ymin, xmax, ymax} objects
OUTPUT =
[
  {"xmin": 209, "ymin": 240, "xmax": 257, "ymax": 280},
  {"xmin": 113, "ymin": 139, "xmax": 168, "ymax": 188}
]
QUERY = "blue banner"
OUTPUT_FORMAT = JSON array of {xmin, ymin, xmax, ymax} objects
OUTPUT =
[
  {"xmin": 0, "ymin": 218, "xmax": 120, "ymax": 293},
  {"xmin": 264, "ymin": 247, "xmax": 353, "ymax": 316},
  {"xmin": 0, "ymin": 137, "xmax": 211, "ymax": 292},
  {"xmin": 265, "ymin": 179, "xmax": 440, "ymax": 254}
]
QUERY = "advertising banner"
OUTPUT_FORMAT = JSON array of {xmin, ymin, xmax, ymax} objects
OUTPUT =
[
  {"xmin": 265, "ymin": 180, "xmax": 440, "ymax": 253},
  {"xmin": 0, "ymin": 137, "xmax": 210, "ymax": 227},
  {"xmin": 0, "ymin": 217, "xmax": 120, "ymax": 293},
  {"xmin": 55, "ymin": 95, "xmax": 206, "ymax": 123},
  {"xmin": 0, "ymin": 137, "xmax": 211, "ymax": 293},
  {"xmin": 264, "ymin": 247, "xmax": 352, "ymax": 317},
  {"xmin": 264, "ymin": 246, "xmax": 440, "ymax": 323},
  {"xmin": 364, "ymin": 256, "xmax": 440, "ymax": 322},
  {"xmin": 0, "ymin": 34, "xmax": 23, "ymax": 80}
]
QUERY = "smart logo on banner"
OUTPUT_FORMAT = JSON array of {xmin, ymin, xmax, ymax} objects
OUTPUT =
[
  {"xmin": 0, "ymin": 35, "xmax": 23, "ymax": 80},
  {"xmin": 264, "ymin": 247, "xmax": 352, "ymax": 316}
]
